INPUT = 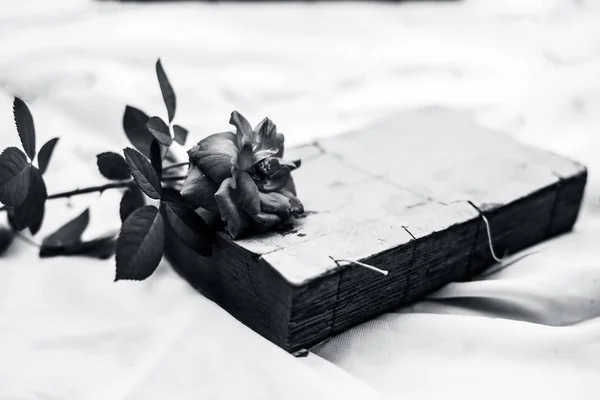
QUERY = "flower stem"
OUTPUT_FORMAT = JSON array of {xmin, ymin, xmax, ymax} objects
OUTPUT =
[
  {"xmin": 0, "ymin": 176, "xmax": 187, "ymax": 213},
  {"xmin": 46, "ymin": 181, "xmax": 135, "ymax": 200},
  {"xmin": 163, "ymin": 162, "xmax": 190, "ymax": 173},
  {"xmin": 0, "ymin": 181, "xmax": 133, "ymax": 212},
  {"xmin": 161, "ymin": 175, "xmax": 187, "ymax": 182}
]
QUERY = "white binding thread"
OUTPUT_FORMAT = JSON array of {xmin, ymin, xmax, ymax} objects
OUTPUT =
[
  {"xmin": 328, "ymin": 201, "xmax": 507, "ymax": 277},
  {"xmin": 328, "ymin": 256, "xmax": 389, "ymax": 276},
  {"xmin": 479, "ymin": 212, "xmax": 504, "ymax": 263},
  {"xmin": 474, "ymin": 207, "xmax": 542, "ymax": 278},
  {"xmin": 467, "ymin": 201, "xmax": 504, "ymax": 263}
]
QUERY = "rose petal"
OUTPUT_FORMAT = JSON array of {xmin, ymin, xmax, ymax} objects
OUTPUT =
[
  {"xmin": 263, "ymin": 157, "xmax": 281, "ymax": 175},
  {"xmin": 189, "ymin": 132, "xmax": 237, "ymax": 158},
  {"xmin": 237, "ymin": 142, "xmax": 253, "ymax": 171},
  {"xmin": 274, "ymin": 133, "xmax": 285, "ymax": 158},
  {"xmin": 252, "ymin": 212, "xmax": 282, "ymax": 233},
  {"xmin": 230, "ymin": 111, "xmax": 254, "ymax": 149},
  {"xmin": 229, "ymin": 164, "xmax": 238, "ymax": 189},
  {"xmin": 254, "ymin": 118, "xmax": 275, "ymax": 147},
  {"xmin": 252, "ymin": 148, "xmax": 279, "ymax": 165},
  {"xmin": 180, "ymin": 166, "xmax": 219, "ymax": 213},
  {"xmin": 258, "ymin": 192, "xmax": 294, "ymax": 217},
  {"xmin": 249, "ymin": 157, "xmax": 284, "ymax": 179},
  {"xmin": 279, "ymin": 158, "xmax": 301, "ymax": 171},
  {"xmin": 230, "ymin": 143, "xmax": 253, "ymax": 189},
  {"xmin": 197, "ymin": 154, "xmax": 235, "ymax": 186},
  {"xmin": 257, "ymin": 166, "xmax": 291, "ymax": 192},
  {"xmin": 214, "ymin": 178, "xmax": 252, "ymax": 239},
  {"xmin": 254, "ymin": 118, "xmax": 284, "ymax": 157},
  {"xmin": 236, "ymin": 170, "xmax": 260, "ymax": 216},
  {"xmin": 188, "ymin": 132, "xmax": 237, "ymax": 184},
  {"xmin": 279, "ymin": 187, "xmax": 304, "ymax": 215}
]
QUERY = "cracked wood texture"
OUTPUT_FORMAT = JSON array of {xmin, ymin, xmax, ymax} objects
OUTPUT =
[{"xmin": 165, "ymin": 107, "xmax": 587, "ymax": 352}]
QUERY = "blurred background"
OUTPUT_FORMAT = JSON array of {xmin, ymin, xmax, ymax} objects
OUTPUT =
[
  {"xmin": 3, "ymin": 0, "xmax": 600, "ymax": 233},
  {"xmin": 2, "ymin": 1, "xmax": 600, "ymax": 399},
  {"xmin": 2, "ymin": 0, "xmax": 599, "ymax": 163}
]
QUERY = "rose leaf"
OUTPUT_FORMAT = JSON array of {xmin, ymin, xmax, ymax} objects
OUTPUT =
[
  {"xmin": 115, "ymin": 205, "xmax": 165, "ymax": 281},
  {"xmin": 123, "ymin": 148, "xmax": 162, "ymax": 199},
  {"xmin": 0, "ymin": 147, "xmax": 31, "ymax": 207},
  {"xmin": 7, "ymin": 167, "xmax": 47, "ymax": 232},
  {"xmin": 173, "ymin": 125, "xmax": 188, "ymax": 146},
  {"xmin": 156, "ymin": 59, "xmax": 176, "ymax": 123},
  {"xmin": 161, "ymin": 191, "xmax": 212, "ymax": 256},
  {"xmin": 0, "ymin": 226, "xmax": 15, "ymax": 256},
  {"xmin": 13, "ymin": 97, "xmax": 36, "ymax": 160},
  {"xmin": 96, "ymin": 152, "xmax": 131, "ymax": 180},
  {"xmin": 122, "ymin": 105, "xmax": 153, "ymax": 157},
  {"xmin": 37, "ymin": 137, "xmax": 59, "ymax": 175},
  {"xmin": 146, "ymin": 116, "xmax": 172, "ymax": 146},
  {"xmin": 149, "ymin": 139, "xmax": 163, "ymax": 178},
  {"xmin": 120, "ymin": 185, "xmax": 146, "ymax": 223},
  {"xmin": 41, "ymin": 208, "xmax": 89, "ymax": 248},
  {"xmin": 40, "ymin": 232, "xmax": 117, "ymax": 260}
]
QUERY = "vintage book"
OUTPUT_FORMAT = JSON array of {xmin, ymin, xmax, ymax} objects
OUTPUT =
[{"xmin": 165, "ymin": 107, "xmax": 587, "ymax": 352}]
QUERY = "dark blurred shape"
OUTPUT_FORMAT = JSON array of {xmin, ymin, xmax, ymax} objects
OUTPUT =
[
  {"xmin": 105, "ymin": 0, "xmax": 460, "ymax": 2},
  {"xmin": 0, "ymin": 226, "xmax": 15, "ymax": 256}
]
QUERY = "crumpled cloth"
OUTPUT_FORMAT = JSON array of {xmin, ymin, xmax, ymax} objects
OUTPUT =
[{"xmin": 1, "ymin": 0, "xmax": 600, "ymax": 399}]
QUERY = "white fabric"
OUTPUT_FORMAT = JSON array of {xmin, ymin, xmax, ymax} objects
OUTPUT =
[{"xmin": 1, "ymin": 0, "xmax": 600, "ymax": 399}]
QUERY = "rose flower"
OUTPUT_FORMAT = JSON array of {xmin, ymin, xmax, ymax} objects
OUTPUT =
[{"xmin": 181, "ymin": 111, "xmax": 304, "ymax": 238}]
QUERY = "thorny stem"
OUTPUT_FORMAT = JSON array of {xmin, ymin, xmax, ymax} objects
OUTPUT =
[
  {"xmin": 0, "ymin": 175, "xmax": 187, "ymax": 212},
  {"xmin": 162, "ymin": 162, "xmax": 190, "ymax": 173},
  {"xmin": 160, "ymin": 175, "xmax": 187, "ymax": 182},
  {"xmin": 0, "ymin": 181, "xmax": 132, "ymax": 212},
  {"xmin": 46, "ymin": 181, "xmax": 135, "ymax": 200}
]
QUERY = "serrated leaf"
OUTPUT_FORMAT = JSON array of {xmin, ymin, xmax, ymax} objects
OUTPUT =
[
  {"xmin": 146, "ymin": 116, "xmax": 172, "ymax": 146},
  {"xmin": 29, "ymin": 204, "xmax": 45, "ymax": 235},
  {"xmin": 150, "ymin": 140, "xmax": 163, "ymax": 178},
  {"xmin": 120, "ymin": 185, "xmax": 146, "ymax": 223},
  {"xmin": 123, "ymin": 105, "xmax": 153, "ymax": 157},
  {"xmin": 173, "ymin": 125, "xmax": 188, "ymax": 146},
  {"xmin": 0, "ymin": 147, "xmax": 31, "ymax": 207},
  {"xmin": 161, "ymin": 193, "xmax": 212, "ymax": 256},
  {"xmin": 0, "ymin": 226, "xmax": 15, "ymax": 256},
  {"xmin": 37, "ymin": 137, "xmax": 59, "ymax": 175},
  {"xmin": 115, "ymin": 205, "xmax": 165, "ymax": 281},
  {"xmin": 8, "ymin": 167, "xmax": 47, "ymax": 231},
  {"xmin": 41, "ymin": 208, "xmax": 89, "ymax": 248},
  {"xmin": 156, "ymin": 59, "xmax": 176, "ymax": 123},
  {"xmin": 97, "ymin": 152, "xmax": 131, "ymax": 180},
  {"xmin": 13, "ymin": 97, "xmax": 36, "ymax": 160},
  {"xmin": 40, "ymin": 232, "xmax": 117, "ymax": 260},
  {"xmin": 123, "ymin": 148, "xmax": 162, "ymax": 199}
]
